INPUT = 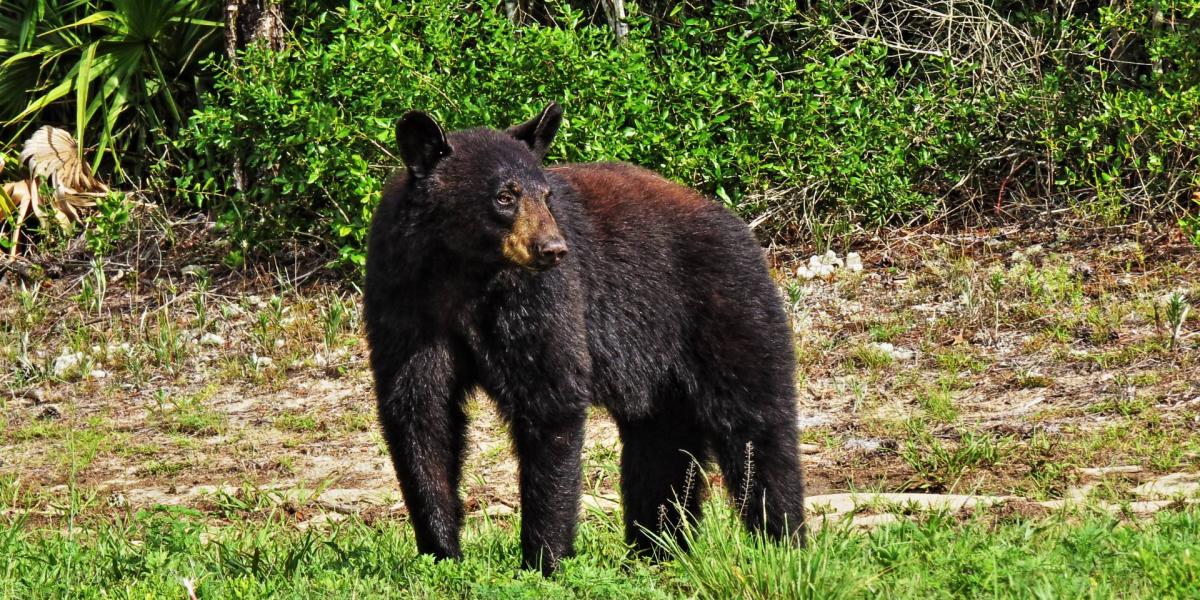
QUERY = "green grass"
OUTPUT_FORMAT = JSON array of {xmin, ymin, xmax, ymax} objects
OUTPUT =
[
  {"xmin": 916, "ymin": 387, "xmax": 959, "ymax": 424},
  {"xmin": 2, "ymin": 500, "xmax": 1200, "ymax": 599},
  {"xmin": 274, "ymin": 411, "xmax": 320, "ymax": 433}
]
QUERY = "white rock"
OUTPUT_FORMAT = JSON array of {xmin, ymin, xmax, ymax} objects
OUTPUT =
[
  {"xmin": 1132, "ymin": 473, "xmax": 1200, "ymax": 498},
  {"xmin": 821, "ymin": 249, "xmax": 844, "ymax": 268},
  {"xmin": 1011, "ymin": 244, "xmax": 1044, "ymax": 263},
  {"xmin": 88, "ymin": 369, "xmax": 109, "ymax": 379},
  {"xmin": 796, "ymin": 414, "xmax": 834, "ymax": 429},
  {"xmin": 870, "ymin": 342, "xmax": 914, "ymax": 361},
  {"xmin": 843, "ymin": 438, "xmax": 885, "ymax": 453},
  {"xmin": 53, "ymin": 352, "xmax": 84, "ymax": 378},
  {"xmin": 796, "ymin": 266, "xmax": 817, "ymax": 280},
  {"xmin": 845, "ymin": 252, "xmax": 863, "ymax": 272},
  {"xmin": 484, "ymin": 503, "xmax": 514, "ymax": 517},
  {"xmin": 252, "ymin": 354, "xmax": 273, "ymax": 368},
  {"xmin": 581, "ymin": 494, "xmax": 620, "ymax": 514},
  {"xmin": 199, "ymin": 333, "xmax": 225, "ymax": 346}
]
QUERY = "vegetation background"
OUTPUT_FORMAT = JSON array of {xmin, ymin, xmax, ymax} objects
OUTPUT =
[{"xmin": 3, "ymin": 0, "xmax": 1198, "ymax": 264}]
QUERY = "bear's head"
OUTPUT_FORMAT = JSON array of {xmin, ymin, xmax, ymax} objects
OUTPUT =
[{"xmin": 395, "ymin": 103, "xmax": 568, "ymax": 272}]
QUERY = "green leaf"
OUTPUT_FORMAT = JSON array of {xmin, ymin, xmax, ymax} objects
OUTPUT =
[{"xmin": 75, "ymin": 41, "xmax": 98, "ymax": 153}]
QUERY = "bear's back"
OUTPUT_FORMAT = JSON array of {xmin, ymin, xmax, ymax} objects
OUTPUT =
[{"xmin": 549, "ymin": 162, "xmax": 788, "ymax": 418}]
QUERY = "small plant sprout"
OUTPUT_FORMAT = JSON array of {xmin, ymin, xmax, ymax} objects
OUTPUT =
[
  {"xmin": 1166, "ymin": 292, "xmax": 1190, "ymax": 350},
  {"xmin": 988, "ymin": 268, "xmax": 1005, "ymax": 336},
  {"xmin": 192, "ymin": 273, "xmax": 211, "ymax": 332},
  {"xmin": 321, "ymin": 296, "xmax": 348, "ymax": 351},
  {"xmin": 77, "ymin": 258, "xmax": 107, "ymax": 315}
]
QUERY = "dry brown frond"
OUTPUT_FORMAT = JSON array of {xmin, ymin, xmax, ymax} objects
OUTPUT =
[{"xmin": 20, "ymin": 126, "xmax": 109, "ymax": 196}]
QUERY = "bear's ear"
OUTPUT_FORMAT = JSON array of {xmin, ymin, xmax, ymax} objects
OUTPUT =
[
  {"xmin": 507, "ymin": 102, "xmax": 563, "ymax": 161},
  {"xmin": 395, "ymin": 110, "xmax": 451, "ymax": 179}
]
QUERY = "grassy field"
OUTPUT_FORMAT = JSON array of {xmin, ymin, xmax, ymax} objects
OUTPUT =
[
  {"xmin": 4, "ymin": 497, "xmax": 1200, "ymax": 599},
  {"xmin": 2, "ymin": 222, "xmax": 1199, "ymax": 598}
]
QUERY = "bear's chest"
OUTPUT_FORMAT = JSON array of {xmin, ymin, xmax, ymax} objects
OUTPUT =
[{"xmin": 450, "ymin": 270, "xmax": 591, "ymax": 393}]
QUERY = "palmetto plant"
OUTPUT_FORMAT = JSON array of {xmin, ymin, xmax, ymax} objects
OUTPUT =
[{"xmin": 0, "ymin": 0, "xmax": 222, "ymax": 179}]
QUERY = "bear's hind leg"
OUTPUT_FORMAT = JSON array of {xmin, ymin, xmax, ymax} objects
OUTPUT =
[
  {"xmin": 713, "ymin": 421, "xmax": 806, "ymax": 546},
  {"xmin": 617, "ymin": 414, "xmax": 708, "ymax": 557}
]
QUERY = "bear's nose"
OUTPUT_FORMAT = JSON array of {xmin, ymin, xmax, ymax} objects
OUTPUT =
[{"xmin": 536, "ymin": 238, "xmax": 568, "ymax": 264}]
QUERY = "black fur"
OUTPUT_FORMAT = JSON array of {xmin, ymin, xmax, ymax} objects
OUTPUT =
[{"xmin": 365, "ymin": 104, "xmax": 805, "ymax": 575}]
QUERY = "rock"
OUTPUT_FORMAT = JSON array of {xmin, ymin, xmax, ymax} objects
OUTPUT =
[
  {"xmin": 797, "ymin": 251, "xmax": 858, "ymax": 280},
  {"xmin": 53, "ymin": 351, "xmax": 84, "ymax": 378},
  {"xmin": 806, "ymin": 493, "xmax": 1011, "ymax": 516},
  {"xmin": 37, "ymin": 405, "xmax": 61, "ymax": 420},
  {"xmin": 252, "ymin": 354, "xmax": 273, "ymax": 368},
  {"xmin": 297, "ymin": 512, "xmax": 347, "ymax": 531},
  {"xmin": 870, "ymin": 342, "xmax": 914, "ymax": 361},
  {"xmin": 483, "ymin": 503, "xmax": 514, "ymax": 517},
  {"xmin": 1011, "ymin": 244, "xmax": 1043, "ymax": 263},
  {"xmin": 581, "ymin": 494, "xmax": 620, "ymax": 514},
  {"xmin": 181, "ymin": 265, "xmax": 208, "ymax": 278},
  {"xmin": 849, "ymin": 513, "xmax": 903, "ymax": 529},
  {"xmin": 1132, "ymin": 473, "xmax": 1200, "ymax": 498},
  {"xmin": 199, "ymin": 333, "xmax": 225, "ymax": 346},
  {"xmin": 820, "ymin": 250, "xmax": 844, "ymax": 268},
  {"xmin": 796, "ymin": 414, "xmax": 834, "ymax": 430},
  {"xmin": 88, "ymin": 369, "xmax": 109, "ymax": 379},
  {"xmin": 799, "ymin": 443, "xmax": 821, "ymax": 454},
  {"xmin": 843, "ymin": 438, "xmax": 886, "ymax": 453},
  {"xmin": 1077, "ymin": 465, "xmax": 1143, "ymax": 479},
  {"xmin": 845, "ymin": 252, "xmax": 863, "ymax": 272}
]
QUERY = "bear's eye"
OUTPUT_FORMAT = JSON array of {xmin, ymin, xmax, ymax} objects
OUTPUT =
[{"xmin": 496, "ymin": 191, "xmax": 516, "ymax": 207}]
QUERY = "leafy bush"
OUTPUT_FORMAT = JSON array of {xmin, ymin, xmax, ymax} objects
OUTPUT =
[{"xmin": 179, "ymin": 0, "xmax": 1200, "ymax": 267}]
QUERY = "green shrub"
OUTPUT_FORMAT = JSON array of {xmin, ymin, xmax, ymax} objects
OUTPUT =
[
  {"xmin": 178, "ymin": 0, "xmax": 969, "ymax": 266},
  {"xmin": 177, "ymin": 0, "xmax": 1200, "ymax": 268}
]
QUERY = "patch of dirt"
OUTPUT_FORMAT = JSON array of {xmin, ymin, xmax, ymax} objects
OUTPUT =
[{"xmin": 2, "ymin": 224, "xmax": 1199, "ymax": 526}]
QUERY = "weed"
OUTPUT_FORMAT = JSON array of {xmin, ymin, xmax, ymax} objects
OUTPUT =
[
  {"xmin": 148, "ymin": 386, "xmax": 226, "ymax": 436},
  {"xmin": 192, "ymin": 273, "xmax": 212, "ymax": 332},
  {"xmin": 916, "ymin": 387, "xmax": 959, "ymax": 424},
  {"xmin": 337, "ymin": 412, "xmax": 373, "ymax": 433},
  {"xmin": 933, "ymin": 348, "xmax": 988, "ymax": 374},
  {"xmin": 75, "ymin": 259, "xmax": 107, "ymax": 316},
  {"xmin": 1165, "ymin": 292, "xmax": 1191, "ymax": 350},
  {"xmin": 1014, "ymin": 370, "xmax": 1055, "ymax": 389},
  {"xmin": 147, "ymin": 309, "xmax": 186, "ymax": 369},
  {"xmin": 850, "ymin": 345, "xmax": 895, "ymax": 370},
  {"xmin": 900, "ymin": 424, "xmax": 1009, "ymax": 491},
  {"xmin": 275, "ymin": 411, "xmax": 320, "ymax": 433},
  {"xmin": 137, "ymin": 459, "xmax": 192, "ymax": 477},
  {"xmin": 868, "ymin": 322, "xmax": 906, "ymax": 344}
]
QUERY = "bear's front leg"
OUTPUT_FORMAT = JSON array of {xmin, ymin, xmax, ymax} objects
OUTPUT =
[
  {"xmin": 374, "ymin": 341, "xmax": 470, "ymax": 561},
  {"xmin": 511, "ymin": 410, "xmax": 587, "ymax": 576}
]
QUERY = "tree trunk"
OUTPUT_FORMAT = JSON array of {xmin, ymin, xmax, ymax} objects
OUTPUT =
[
  {"xmin": 223, "ymin": 0, "xmax": 286, "ymax": 194},
  {"xmin": 601, "ymin": 0, "xmax": 628, "ymax": 42},
  {"xmin": 224, "ymin": 0, "xmax": 286, "ymax": 64}
]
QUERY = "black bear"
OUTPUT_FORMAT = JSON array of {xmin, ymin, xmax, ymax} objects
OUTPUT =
[{"xmin": 364, "ymin": 103, "xmax": 805, "ymax": 575}]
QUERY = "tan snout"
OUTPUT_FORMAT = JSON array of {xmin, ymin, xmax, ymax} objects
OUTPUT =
[{"xmin": 502, "ymin": 197, "xmax": 567, "ymax": 271}]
